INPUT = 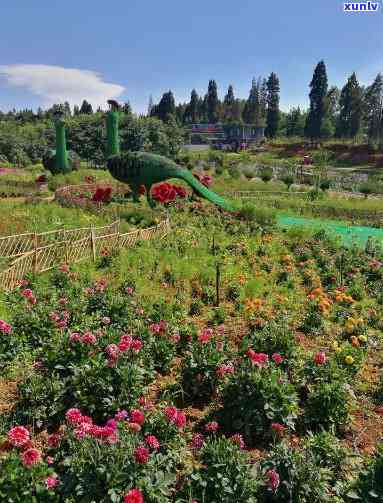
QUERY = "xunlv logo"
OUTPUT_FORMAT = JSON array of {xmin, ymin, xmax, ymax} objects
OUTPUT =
[{"xmin": 344, "ymin": 1, "xmax": 379, "ymax": 11}]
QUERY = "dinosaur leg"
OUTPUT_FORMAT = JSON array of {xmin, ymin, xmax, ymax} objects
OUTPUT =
[
  {"xmin": 146, "ymin": 184, "xmax": 156, "ymax": 208},
  {"xmin": 130, "ymin": 185, "xmax": 140, "ymax": 203}
]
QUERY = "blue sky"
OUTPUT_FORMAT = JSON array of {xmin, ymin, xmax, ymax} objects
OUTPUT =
[{"xmin": 0, "ymin": 0, "xmax": 382, "ymax": 113}]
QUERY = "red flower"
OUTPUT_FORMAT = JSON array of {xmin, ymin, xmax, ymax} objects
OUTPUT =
[
  {"xmin": 145, "ymin": 435, "xmax": 160, "ymax": 450},
  {"xmin": 7, "ymin": 426, "xmax": 30, "ymax": 447},
  {"xmin": 272, "ymin": 353, "xmax": 284, "ymax": 365},
  {"xmin": 193, "ymin": 172, "xmax": 213, "ymax": 187},
  {"xmin": 152, "ymin": 182, "xmax": 177, "ymax": 204},
  {"xmin": 271, "ymin": 422, "xmax": 286, "ymax": 437},
  {"xmin": 92, "ymin": 186, "xmax": 112, "ymax": 203},
  {"xmin": 314, "ymin": 351, "xmax": 326, "ymax": 365},
  {"xmin": 174, "ymin": 185, "xmax": 187, "ymax": 198},
  {"xmin": 21, "ymin": 448, "xmax": 41, "ymax": 466},
  {"xmin": 138, "ymin": 185, "xmax": 146, "ymax": 195},
  {"xmin": 266, "ymin": 469, "xmax": 280, "ymax": 492},
  {"xmin": 134, "ymin": 445, "xmax": 150, "ymax": 464},
  {"xmin": 130, "ymin": 410, "xmax": 145, "ymax": 425},
  {"xmin": 205, "ymin": 421, "xmax": 219, "ymax": 432},
  {"xmin": 230, "ymin": 433, "xmax": 245, "ymax": 449},
  {"xmin": 124, "ymin": 488, "xmax": 144, "ymax": 503},
  {"xmin": 247, "ymin": 350, "xmax": 269, "ymax": 368},
  {"xmin": 164, "ymin": 406, "xmax": 186, "ymax": 429}
]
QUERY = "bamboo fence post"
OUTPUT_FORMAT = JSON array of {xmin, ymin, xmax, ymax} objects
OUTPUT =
[
  {"xmin": 90, "ymin": 226, "xmax": 96, "ymax": 262},
  {"xmin": 32, "ymin": 232, "xmax": 38, "ymax": 275}
]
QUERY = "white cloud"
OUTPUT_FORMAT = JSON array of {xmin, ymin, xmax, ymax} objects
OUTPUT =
[{"xmin": 0, "ymin": 64, "xmax": 124, "ymax": 109}]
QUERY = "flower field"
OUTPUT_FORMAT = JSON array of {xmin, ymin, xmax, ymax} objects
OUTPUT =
[{"xmin": 0, "ymin": 195, "xmax": 383, "ymax": 502}]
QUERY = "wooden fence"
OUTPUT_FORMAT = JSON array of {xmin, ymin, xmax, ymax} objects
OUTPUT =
[{"xmin": 0, "ymin": 218, "xmax": 170, "ymax": 292}]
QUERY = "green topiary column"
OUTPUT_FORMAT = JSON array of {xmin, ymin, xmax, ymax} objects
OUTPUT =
[
  {"xmin": 55, "ymin": 118, "xmax": 70, "ymax": 173},
  {"xmin": 106, "ymin": 101, "xmax": 120, "ymax": 158}
]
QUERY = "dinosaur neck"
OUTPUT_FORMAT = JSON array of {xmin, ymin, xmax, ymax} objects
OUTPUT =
[
  {"xmin": 106, "ymin": 110, "xmax": 120, "ymax": 157},
  {"xmin": 55, "ymin": 121, "xmax": 69, "ymax": 172},
  {"xmin": 174, "ymin": 169, "xmax": 235, "ymax": 212}
]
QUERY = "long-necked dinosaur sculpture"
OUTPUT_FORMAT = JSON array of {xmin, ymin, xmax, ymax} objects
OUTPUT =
[
  {"xmin": 43, "ymin": 110, "xmax": 73, "ymax": 174},
  {"xmin": 106, "ymin": 100, "xmax": 235, "ymax": 212}
]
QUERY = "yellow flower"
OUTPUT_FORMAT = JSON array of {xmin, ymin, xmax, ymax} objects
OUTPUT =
[
  {"xmin": 335, "ymin": 347, "xmax": 342, "ymax": 354},
  {"xmin": 358, "ymin": 335, "xmax": 367, "ymax": 343},
  {"xmin": 332, "ymin": 341, "xmax": 339, "ymax": 351},
  {"xmin": 345, "ymin": 355, "xmax": 354, "ymax": 365}
]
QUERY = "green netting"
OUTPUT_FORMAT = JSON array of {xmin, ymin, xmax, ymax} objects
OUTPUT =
[{"xmin": 278, "ymin": 215, "xmax": 383, "ymax": 247}]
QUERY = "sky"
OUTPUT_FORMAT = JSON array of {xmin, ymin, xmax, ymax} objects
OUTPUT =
[{"xmin": 0, "ymin": 0, "xmax": 382, "ymax": 114}]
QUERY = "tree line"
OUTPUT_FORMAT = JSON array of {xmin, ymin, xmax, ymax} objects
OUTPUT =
[{"xmin": 0, "ymin": 60, "xmax": 382, "ymax": 167}]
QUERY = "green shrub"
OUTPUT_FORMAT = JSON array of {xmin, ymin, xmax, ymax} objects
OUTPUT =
[
  {"xmin": 347, "ymin": 443, "xmax": 383, "ymax": 502},
  {"xmin": 217, "ymin": 365, "xmax": 299, "ymax": 446},
  {"xmin": 304, "ymin": 380, "xmax": 350, "ymax": 432},
  {"xmin": 184, "ymin": 437, "xmax": 259, "ymax": 503}
]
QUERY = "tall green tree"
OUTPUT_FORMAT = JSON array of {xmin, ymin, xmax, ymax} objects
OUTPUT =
[
  {"xmin": 336, "ymin": 72, "xmax": 363, "ymax": 139},
  {"xmin": 184, "ymin": 89, "xmax": 200, "ymax": 123},
  {"xmin": 79, "ymin": 100, "xmax": 93, "ymax": 114},
  {"xmin": 207, "ymin": 80, "xmax": 219, "ymax": 123},
  {"xmin": 152, "ymin": 91, "xmax": 176, "ymax": 123},
  {"xmin": 364, "ymin": 73, "xmax": 383, "ymax": 144},
  {"xmin": 265, "ymin": 72, "xmax": 280, "ymax": 138},
  {"xmin": 286, "ymin": 107, "xmax": 306, "ymax": 137},
  {"xmin": 223, "ymin": 85, "xmax": 235, "ymax": 122},
  {"xmin": 305, "ymin": 61, "xmax": 328, "ymax": 139}
]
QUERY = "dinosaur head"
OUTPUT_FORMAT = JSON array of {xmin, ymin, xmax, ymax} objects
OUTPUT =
[{"xmin": 107, "ymin": 100, "xmax": 120, "ymax": 112}]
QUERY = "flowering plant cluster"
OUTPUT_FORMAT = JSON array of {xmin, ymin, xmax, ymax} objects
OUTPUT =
[{"xmin": 151, "ymin": 182, "xmax": 187, "ymax": 204}]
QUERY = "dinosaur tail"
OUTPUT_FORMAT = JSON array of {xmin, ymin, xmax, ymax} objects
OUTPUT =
[{"xmin": 174, "ymin": 169, "xmax": 235, "ymax": 213}]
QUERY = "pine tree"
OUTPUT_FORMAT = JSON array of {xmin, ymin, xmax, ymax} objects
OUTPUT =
[
  {"xmin": 147, "ymin": 95, "xmax": 153, "ymax": 116},
  {"xmin": 305, "ymin": 61, "xmax": 328, "ymax": 139},
  {"xmin": 364, "ymin": 73, "xmax": 383, "ymax": 144},
  {"xmin": 265, "ymin": 72, "xmax": 280, "ymax": 138},
  {"xmin": 286, "ymin": 107, "xmax": 305, "ymax": 137},
  {"xmin": 79, "ymin": 100, "xmax": 93, "ymax": 114},
  {"xmin": 336, "ymin": 72, "xmax": 363, "ymax": 139},
  {"xmin": 154, "ymin": 91, "xmax": 176, "ymax": 122},
  {"xmin": 185, "ymin": 89, "xmax": 200, "ymax": 123},
  {"xmin": 260, "ymin": 79, "xmax": 268, "ymax": 121},
  {"xmin": 207, "ymin": 80, "xmax": 219, "ymax": 123},
  {"xmin": 243, "ymin": 79, "xmax": 259, "ymax": 124},
  {"xmin": 223, "ymin": 85, "xmax": 235, "ymax": 122},
  {"xmin": 73, "ymin": 105, "xmax": 80, "ymax": 116}
]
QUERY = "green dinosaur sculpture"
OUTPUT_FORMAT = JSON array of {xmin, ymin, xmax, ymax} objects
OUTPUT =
[
  {"xmin": 43, "ymin": 110, "xmax": 73, "ymax": 174},
  {"xmin": 105, "ymin": 101, "xmax": 235, "ymax": 212}
]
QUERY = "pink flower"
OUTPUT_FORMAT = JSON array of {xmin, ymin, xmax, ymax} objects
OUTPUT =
[
  {"xmin": 216, "ymin": 362, "xmax": 234, "ymax": 378},
  {"xmin": 106, "ymin": 344, "xmax": 120, "ymax": 360},
  {"xmin": 101, "ymin": 316, "xmax": 111, "ymax": 325},
  {"xmin": 271, "ymin": 423, "xmax": 286, "ymax": 437},
  {"xmin": 127, "ymin": 422, "xmax": 141, "ymax": 432},
  {"xmin": 48, "ymin": 433, "xmax": 62, "ymax": 448},
  {"xmin": 130, "ymin": 410, "xmax": 145, "ymax": 425},
  {"xmin": 247, "ymin": 350, "xmax": 269, "ymax": 368},
  {"xmin": 164, "ymin": 406, "xmax": 186, "ymax": 429},
  {"xmin": 115, "ymin": 410, "xmax": 128, "ymax": 421},
  {"xmin": 198, "ymin": 328, "xmax": 213, "ymax": 344},
  {"xmin": 191, "ymin": 433, "xmax": 205, "ymax": 449},
  {"xmin": 45, "ymin": 475, "xmax": 59, "ymax": 489},
  {"xmin": 314, "ymin": 351, "xmax": 326, "ymax": 365},
  {"xmin": 124, "ymin": 488, "xmax": 144, "ymax": 503},
  {"xmin": 0, "ymin": 320, "xmax": 12, "ymax": 334},
  {"xmin": 21, "ymin": 288, "xmax": 34, "ymax": 299},
  {"xmin": 33, "ymin": 360, "xmax": 43, "ymax": 369},
  {"xmin": 65, "ymin": 408, "xmax": 84, "ymax": 425},
  {"xmin": 119, "ymin": 334, "xmax": 133, "ymax": 352},
  {"xmin": 145, "ymin": 435, "xmax": 160, "ymax": 450},
  {"xmin": 230, "ymin": 434, "xmax": 245, "ymax": 449},
  {"xmin": 131, "ymin": 339, "xmax": 142, "ymax": 353},
  {"xmin": 106, "ymin": 419, "xmax": 117, "ymax": 430},
  {"xmin": 205, "ymin": 421, "xmax": 219, "ymax": 432},
  {"xmin": 21, "ymin": 448, "xmax": 41, "ymax": 466},
  {"xmin": 217, "ymin": 324, "xmax": 225, "ymax": 335},
  {"xmin": 266, "ymin": 469, "xmax": 280, "ymax": 492},
  {"xmin": 46, "ymin": 456, "xmax": 54, "ymax": 464},
  {"xmin": 82, "ymin": 331, "xmax": 97, "ymax": 345},
  {"xmin": 69, "ymin": 332, "xmax": 82, "ymax": 343},
  {"xmin": 7, "ymin": 426, "xmax": 30, "ymax": 447},
  {"xmin": 272, "ymin": 353, "xmax": 284, "ymax": 365},
  {"xmin": 125, "ymin": 286, "xmax": 135, "ymax": 295},
  {"xmin": 134, "ymin": 445, "xmax": 150, "ymax": 464}
]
